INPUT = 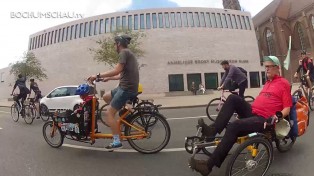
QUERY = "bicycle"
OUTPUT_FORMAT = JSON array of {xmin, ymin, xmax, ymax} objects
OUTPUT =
[
  {"xmin": 206, "ymin": 89, "xmax": 255, "ymax": 122},
  {"xmin": 23, "ymin": 98, "xmax": 50, "ymax": 124},
  {"xmin": 185, "ymin": 111, "xmax": 296, "ymax": 176},
  {"xmin": 292, "ymin": 75, "xmax": 314, "ymax": 111},
  {"xmin": 10, "ymin": 94, "xmax": 36, "ymax": 124},
  {"xmin": 42, "ymin": 79, "xmax": 171, "ymax": 154}
]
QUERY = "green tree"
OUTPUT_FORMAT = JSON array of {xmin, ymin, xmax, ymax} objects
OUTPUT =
[
  {"xmin": 10, "ymin": 52, "xmax": 48, "ymax": 81},
  {"xmin": 89, "ymin": 29, "xmax": 146, "ymax": 68}
]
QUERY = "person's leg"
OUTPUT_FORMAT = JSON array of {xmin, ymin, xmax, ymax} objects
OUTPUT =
[
  {"xmin": 191, "ymin": 116, "xmax": 265, "ymax": 175},
  {"xmin": 238, "ymin": 80, "xmax": 247, "ymax": 99}
]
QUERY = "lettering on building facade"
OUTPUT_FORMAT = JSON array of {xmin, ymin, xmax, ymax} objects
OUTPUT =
[{"xmin": 167, "ymin": 59, "xmax": 249, "ymax": 65}]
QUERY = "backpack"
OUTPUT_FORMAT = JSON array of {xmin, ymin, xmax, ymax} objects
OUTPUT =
[{"xmin": 237, "ymin": 67, "xmax": 247, "ymax": 75}]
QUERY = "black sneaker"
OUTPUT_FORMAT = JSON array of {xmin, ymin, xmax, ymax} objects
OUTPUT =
[
  {"xmin": 36, "ymin": 116, "xmax": 40, "ymax": 119},
  {"xmin": 188, "ymin": 156, "xmax": 213, "ymax": 176},
  {"xmin": 198, "ymin": 118, "xmax": 216, "ymax": 138},
  {"xmin": 105, "ymin": 142, "xmax": 123, "ymax": 151}
]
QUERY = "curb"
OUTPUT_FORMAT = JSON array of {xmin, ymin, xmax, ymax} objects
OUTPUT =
[{"xmin": 159, "ymin": 104, "xmax": 207, "ymax": 110}]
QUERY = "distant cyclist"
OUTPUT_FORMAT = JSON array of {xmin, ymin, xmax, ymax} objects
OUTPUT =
[
  {"xmin": 218, "ymin": 60, "xmax": 248, "ymax": 98},
  {"xmin": 11, "ymin": 74, "xmax": 30, "ymax": 114},
  {"xmin": 294, "ymin": 50, "xmax": 314, "ymax": 94},
  {"xmin": 29, "ymin": 78, "xmax": 42, "ymax": 119}
]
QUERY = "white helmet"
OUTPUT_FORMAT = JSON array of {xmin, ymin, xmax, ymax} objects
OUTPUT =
[{"xmin": 275, "ymin": 119, "xmax": 291, "ymax": 139}]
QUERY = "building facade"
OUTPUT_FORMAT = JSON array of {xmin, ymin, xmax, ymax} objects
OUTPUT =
[
  {"xmin": 0, "ymin": 7, "xmax": 264, "ymax": 99},
  {"xmin": 253, "ymin": 0, "xmax": 314, "ymax": 82}
]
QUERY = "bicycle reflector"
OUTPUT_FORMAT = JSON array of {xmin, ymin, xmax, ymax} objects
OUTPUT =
[{"xmin": 275, "ymin": 119, "xmax": 291, "ymax": 139}]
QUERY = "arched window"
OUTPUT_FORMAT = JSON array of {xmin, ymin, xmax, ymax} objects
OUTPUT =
[
  {"xmin": 265, "ymin": 29, "xmax": 275, "ymax": 55},
  {"xmin": 297, "ymin": 23, "xmax": 307, "ymax": 50}
]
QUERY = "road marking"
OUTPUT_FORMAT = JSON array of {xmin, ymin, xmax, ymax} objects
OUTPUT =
[
  {"xmin": 63, "ymin": 144, "xmax": 186, "ymax": 152},
  {"xmin": 0, "ymin": 111, "xmax": 10, "ymax": 114},
  {"xmin": 167, "ymin": 115, "xmax": 217, "ymax": 121}
]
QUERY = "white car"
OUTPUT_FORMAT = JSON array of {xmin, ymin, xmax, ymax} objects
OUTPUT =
[{"xmin": 40, "ymin": 85, "xmax": 83, "ymax": 111}]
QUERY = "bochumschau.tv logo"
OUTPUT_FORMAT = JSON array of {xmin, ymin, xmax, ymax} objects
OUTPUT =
[{"xmin": 10, "ymin": 12, "xmax": 84, "ymax": 19}]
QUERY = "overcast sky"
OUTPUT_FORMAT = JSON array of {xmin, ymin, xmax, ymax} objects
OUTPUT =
[{"xmin": 0, "ymin": 0, "xmax": 273, "ymax": 69}]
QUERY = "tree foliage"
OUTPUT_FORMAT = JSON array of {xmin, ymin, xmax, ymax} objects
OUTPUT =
[
  {"xmin": 9, "ymin": 52, "xmax": 48, "ymax": 81},
  {"xmin": 89, "ymin": 28, "xmax": 146, "ymax": 68}
]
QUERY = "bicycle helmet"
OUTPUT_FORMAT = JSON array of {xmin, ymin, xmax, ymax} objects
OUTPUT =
[
  {"xmin": 275, "ymin": 119, "xmax": 291, "ymax": 139},
  {"xmin": 75, "ymin": 84, "xmax": 90, "ymax": 95},
  {"xmin": 114, "ymin": 34, "xmax": 131, "ymax": 46}
]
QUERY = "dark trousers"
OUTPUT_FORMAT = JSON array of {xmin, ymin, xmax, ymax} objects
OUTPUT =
[
  {"xmin": 238, "ymin": 80, "xmax": 247, "ymax": 99},
  {"xmin": 211, "ymin": 94, "xmax": 265, "ymax": 167},
  {"xmin": 16, "ymin": 93, "xmax": 27, "ymax": 108}
]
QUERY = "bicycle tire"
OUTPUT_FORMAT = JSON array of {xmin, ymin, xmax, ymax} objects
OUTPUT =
[
  {"xmin": 125, "ymin": 112, "xmax": 171, "ymax": 154},
  {"xmin": 225, "ymin": 136, "xmax": 273, "ymax": 176},
  {"xmin": 24, "ymin": 105, "xmax": 35, "ymax": 124},
  {"xmin": 308, "ymin": 91, "xmax": 314, "ymax": 111},
  {"xmin": 206, "ymin": 98, "xmax": 225, "ymax": 122},
  {"xmin": 275, "ymin": 135, "xmax": 296, "ymax": 153},
  {"xmin": 98, "ymin": 104, "xmax": 110, "ymax": 127},
  {"xmin": 244, "ymin": 95, "xmax": 255, "ymax": 103},
  {"xmin": 43, "ymin": 121, "xmax": 64, "ymax": 148},
  {"xmin": 11, "ymin": 104, "xmax": 19, "ymax": 122},
  {"xmin": 40, "ymin": 104, "xmax": 50, "ymax": 121}
]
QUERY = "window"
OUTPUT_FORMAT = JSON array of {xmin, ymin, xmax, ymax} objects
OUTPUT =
[
  {"xmin": 110, "ymin": 17, "xmax": 115, "ymax": 32},
  {"xmin": 168, "ymin": 74, "xmax": 184, "ymax": 91},
  {"xmin": 66, "ymin": 26, "xmax": 70, "ymax": 40},
  {"xmin": 49, "ymin": 87, "xmax": 68, "ymax": 98},
  {"xmin": 231, "ymin": 15, "xmax": 237, "ymax": 29},
  {"xmin": 105, "ymin": 18, "xmax": 110, "ymax": 33},
  {"xmin": 210, "ymin": 13, "xmax": 217, "ymax": 28},
  {"xmin": 205, "ymin": 13, "xmax": 211, "ymax": 27},
  {"xmin": 216, "ymin": 13, "xmax": 222, "ymax": 28},
  {"xmin": 152, "ymin": 13, "xmax": 157, "ymax": 28},
  {"xmin": 116, "ymin": 17, "xmax": 121, "ymax": 30},
  {"xmin": 266, "ymin": 29, "xmax": 275, "ymax": 55},
  {"xmin": 199, "ymin": 12, "xmax": 205, "ymax": 27},
  {"xmin": 146, "ymin": 13, "xmax": 151, "ymax": 29},
  {"xmin": 245, "ymin": 16, "xmax": 251, "ymax": 30},
  {"xmin": 51, "ymin": 31, "xmax": 54, "ymax": 44},
  {"xmin": 128, "ymin": 15, "xmax": 132, "ymax": 30},
  {"xmin": 38, "ymin": 35, "xmax": 41, "ymax": 48},
  {"xmin": 204, "ymin": 73, "xmax": 218, "ymax": 89},
  {"xmin": 226, "ymin": 14, "xmax": 232, "ymax": 28},
  {"xmin": 41, "ymin": 34, "xmax": 44, "ymax": 46},
  {"xmin": 187, "ymin": 74, "xmax": 201, "ymax": 91},
  {"xmin": 29, "ymin": 38, "xmax": 32, "ymax": 50},
  {"xmin": 165, "ymin": 12, "xmax": 170, "ymax": 28},
  {"xmin": 297, "ymin": 23, "xmax": 307, "ymax": 50},
  {"xmin": 182, "ymin": 12, "xmax": 188, "ymax": 27},
  {"xmin": 54, "ymin": 30, "xmax": 57, "ymax": 43},
  {"xmin": 249, "ymin": 72, "xmax": 260, "ymax": 88},
  {"xmin": 134, "ymin": 15, "xmax": 138, "ymax": 30},
  {"xmin": 94, "ymin": 20, "xmax": 98, "ymax": 35},
  {"xmin": 79, "ymin": 23, "xmax": 84, "ymax": 38},
  {"xmin": 221, "ymin": 14, "xmax": 227, "ymax": 28},
  {"xmin": 194, "ymin": 12, "xmax": 200, "ymax": 27},
  {"xmin": 35, "ymin": 36, "xmax": 38, "ymax": 49},
  {"xmin": 71, "ymin": 25, "xmax": 74, "ymax": 40},
  {"xmin": 261, "ymin": 71, "xmax": 266, "ymax": 85},
  {"xmin": 110, "ymin": 17, "xmax": 116, "ymax": 32},
  {"xmin": 188, "ymin": 12, "xmax": 194, "ymax": 27},
  {"xmin": 241, "ymin": 16, "xmax": 247, "ymax": 30},
  {"xmin": 170, "ymin": 12, "xmax": 176, "ymax": 28},
  {"xmin": 47, "ymin": 32, "xmax": 50, "ymax": 45},
  {"xmin": 236, "ymin": 15, "xmax": 242, "ymax": 29},
  {"xmin": 75, "ymin": 24, "xmax": 79, "ymax": 39},
  {"xmin": 140, "ymin": 14, "xmax": 145, "ymax": 29},
  {"xmin": 84, "ymin": 22, "xmax": 88, "ymax": 37},
  {"xmin": 0, "ymin": 72, "xmax": 4, "ymax": 83},
  {"xmin": 43, "ymin": 33, "xmax": 46, "ymax": 46},
  {"xmin": 100, "ymin": 19, "xmax": 104, "ymax": 34},
  {"xmin": 158, "ymin": 13, "xmax": 163, "ymax": 28},
  {"xmin": 58, "ymin": 29, "xmax": 61, "ymax": 42},
  {"xmin": 176, "ymin": 12, "xmax": 182, "ymax": 27},
  {"xmin": 62, "ymin": 28, "xmax": 65, "ymax": 42},
  {"xmin": 122, "ymin": 16, "xmax": 126, "ymax": 29}
]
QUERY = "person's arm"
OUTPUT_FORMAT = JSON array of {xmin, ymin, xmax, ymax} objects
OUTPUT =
[
  {"xmin": 220, "ymin": 72, "xmax": 227, "ymax": 86},
  {"xmin": 11, "ymin": 81, "xmax": 17, "ymax": 95},
  {"xmin": 103, "ymin": 74, "xmax": 121, "ymax": 82},
  {"xmin": 98, "ymin": 63, "xmax": 124, "ymax": 78}
]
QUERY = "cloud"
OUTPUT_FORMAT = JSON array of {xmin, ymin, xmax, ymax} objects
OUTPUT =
[{"xmin": 239, "ymin": 0, "xmax": 273, "ymax": 16}]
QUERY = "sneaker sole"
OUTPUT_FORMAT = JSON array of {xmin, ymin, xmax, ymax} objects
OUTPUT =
[{"xmin": 105, "ymin": 146, "xmax": 123, "ymax": 152}]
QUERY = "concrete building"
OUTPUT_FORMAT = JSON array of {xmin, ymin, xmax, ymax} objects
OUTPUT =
[
  {"xmin": 253, "ymin": 0, "xmax": 314, "ymax": 81},
  {"xmin": 0, "ymin": 7, "xmax": 263, "ymax": 99}
]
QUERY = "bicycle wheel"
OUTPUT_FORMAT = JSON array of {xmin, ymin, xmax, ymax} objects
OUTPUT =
[
  {"xmin": 43, "ymin": 121, "xmax": 64, "ymax": 148},
  {"xmin": 125, "ymin": 112, "xmax": 171, "ymax": 154},
  {"xmin": 24, "ymin": 105, "xmax": 35, "ymax": 124},
  {"xmin": 308, "ymin": 91, "xmax": 314, "ymax": 111},
  {"xmin": 206, "ymin": 98, "xmax": 225, "ymax": 122},
  {"xmin": 244, "ymin": 96, "xmax": 255, "ymax": 103},
  {"xmin": 275, "ymin": 135, "xmax": 296, "ymax": 153},
  {"xmin": 225, "ymin": 137, "xmax": 273, "ymax": 176},
  {"xmin": 40, "ymin": 104, "xmax": 50, "ymax": 121},
  {"xmin": 11, "ymin": 104, "xmax": 19, "ymax": 122},
  {"xmin": 98, "ymin": 104, "xmax": 109, "ymax": 127}
]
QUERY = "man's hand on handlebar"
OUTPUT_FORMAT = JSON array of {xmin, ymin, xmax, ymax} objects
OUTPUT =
[{"xmin": 217, "ymin": 86, "xmax": 223, "ymax": 91}]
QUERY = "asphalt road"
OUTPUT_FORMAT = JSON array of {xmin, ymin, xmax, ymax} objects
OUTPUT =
[{"xmin": 0, "ymin": 106, "xmax": 313, "ymax": 176}]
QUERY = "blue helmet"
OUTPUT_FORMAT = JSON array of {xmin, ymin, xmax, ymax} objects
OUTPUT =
[{"xmin": 75, "ymin": 84, "xmax": 90, "ymax": 95}]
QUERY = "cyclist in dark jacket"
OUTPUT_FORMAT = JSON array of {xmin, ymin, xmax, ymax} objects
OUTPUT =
[{"xmin": 11, "ymin": 74, "xmax": 30, "ymax": 113}]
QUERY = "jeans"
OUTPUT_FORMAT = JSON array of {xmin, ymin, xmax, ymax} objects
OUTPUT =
[{"xmin": 211, "ymin": 94, "xmax": 265, "ymax": 167}]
